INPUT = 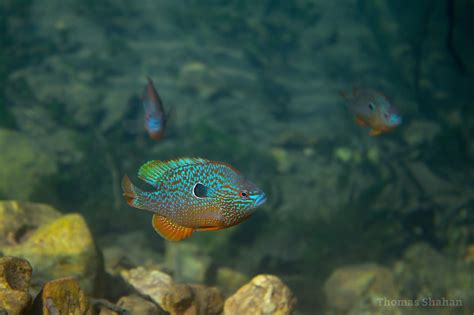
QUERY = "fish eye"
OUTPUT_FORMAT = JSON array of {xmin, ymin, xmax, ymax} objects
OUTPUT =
[
  {"xmin": 368, "ymin": 103, "xmax": 375, "ymax": 111},
  {"xmin": 240, "ymin": 190, "xmax": 249, "ymax": 198}
]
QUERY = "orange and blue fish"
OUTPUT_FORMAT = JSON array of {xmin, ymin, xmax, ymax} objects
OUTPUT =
[
  {"xmin": 340, "ymin": 88, "xmax": 402, "ymax": 136},
  {"xmin": 122, "ymin": 158, "xmax": 267, "ymax": 241},
  {"xmin": 143, "ymin": 77, "xmax": 166, "ymax": 140}
]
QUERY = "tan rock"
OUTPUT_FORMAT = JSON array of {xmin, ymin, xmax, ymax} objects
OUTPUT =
[
  {"xmin": 224, "ymin": 274, "xmax": 296, "ymax": 315},
  {"xmin": 121, "ymin": 266, "xmax": 174, "ymax": 310},
  {"xmin": 0, "ymin": 256, "xmax": 32, "ymax": 315},
  {"xmin": 32, "ymin": 277, "xmax": 92, "ymax": 315},
  {"xmin": 121, "ymin": 266, "xmax": 224, "ymax": 315}
]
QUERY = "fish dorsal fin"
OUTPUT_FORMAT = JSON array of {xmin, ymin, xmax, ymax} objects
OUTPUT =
[
  {"xmin": 138, "ymin": 158, "xmax": 210, "ymax": 187},
  {"xmin": 152, "ymin": 214, "xmax": 194, "ymax": 241}
]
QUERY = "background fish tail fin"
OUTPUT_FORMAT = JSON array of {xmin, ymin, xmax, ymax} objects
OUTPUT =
[{"xmin": 122, "ymin": 175, "xmax": 153, "ymax": 210}]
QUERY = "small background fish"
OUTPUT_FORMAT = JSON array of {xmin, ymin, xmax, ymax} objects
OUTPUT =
[
  {"xmin": 340, "ymin": 88, "xmax": 402, "ymax": 136},
  {"xmin": 143, "ymin": 77, "xmax": 166, "ymax": 140},
  {"xmin": 122, "ymin": 158, "xmax": 267, "ymax": 241}
]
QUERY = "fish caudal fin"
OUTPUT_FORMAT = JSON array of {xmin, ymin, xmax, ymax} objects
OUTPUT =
[
  {"xmin": 122, "ymin": 175, "xmax": 153, "ymax": 210},
  {"xmin": 152, "ymin": 214, "xmax": 194, "ymax": 241}
]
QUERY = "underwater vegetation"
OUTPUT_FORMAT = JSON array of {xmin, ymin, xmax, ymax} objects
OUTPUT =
[{"xmin": 0, "ymin": 0, "xmax": 473, "ymax": 314}]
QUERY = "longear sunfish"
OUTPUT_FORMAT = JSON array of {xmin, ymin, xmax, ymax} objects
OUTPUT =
[
  {"xmin": 143, "ymin": 77, "xmax": 166, "ymax": 140},
  {"xmin": 122, "ymin": 158, "xmax": 267, "ymax": 241},
  {"xmin": 340, "ymin": 88, "xmax": 402, "ymax": 136}
]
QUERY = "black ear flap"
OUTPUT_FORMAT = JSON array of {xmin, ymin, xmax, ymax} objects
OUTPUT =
[{"xmin": 193, "ymin": 183, "xmax": 210, "ymax": 198}]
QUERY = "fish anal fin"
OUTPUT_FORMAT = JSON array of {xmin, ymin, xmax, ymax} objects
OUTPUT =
[
  {"xmin": 195, "ymin": 226, "xmax": 224, "ymax": 232},
  {"xmin": 369, "ymin": 128, "xmax": 382, "ymax": 136},
  {"xmin": 152, "ymin": 214, "xmax": 194, "ymax": 241}
]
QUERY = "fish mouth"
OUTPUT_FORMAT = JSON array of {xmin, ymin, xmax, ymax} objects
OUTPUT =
[{"xmin": 254, "ymin": 194, "xmax": 267, "ymax": 207}]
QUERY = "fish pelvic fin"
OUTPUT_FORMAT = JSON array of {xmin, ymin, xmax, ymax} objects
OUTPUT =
[
  {"xmin": 152, "ymin": 214, "xmax": 194, "ymax": 241},
  {"xmin": 122, "ymin": 175, "xmax": 154, "ymax": 210}
]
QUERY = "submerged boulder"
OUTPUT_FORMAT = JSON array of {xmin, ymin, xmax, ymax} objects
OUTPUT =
[
  {"xmin": 223, "ymin": 274, "xmax": 296, "ymax": 315},
  {"xmin": 0, "ymin": 201, "xmax": 61, "ymax": 246},
  {"xmin": 0, "ymin": 256, "xmax": 32, "ymax": 315},
  {"xmin": 1, "ymin": 210, "xmax": 101, "ymax": 295}
]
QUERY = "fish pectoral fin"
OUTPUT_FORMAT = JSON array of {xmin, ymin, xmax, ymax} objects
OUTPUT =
[
  {"xmin": 152, "ymin": 214, "xmax": 194, "ymax": 241},
  {"xmin": 369, "ymin": 128, "xmax": 382, "ymax": 136}
]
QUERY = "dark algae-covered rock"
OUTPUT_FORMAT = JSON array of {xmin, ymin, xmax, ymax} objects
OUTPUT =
[
  {"xmin": 0, "ymin": 256, "xmax": 32, "ymax": 315},
  {"xmin": 32, "ymin": 277, "xmax": 93, "ymax": 315}
]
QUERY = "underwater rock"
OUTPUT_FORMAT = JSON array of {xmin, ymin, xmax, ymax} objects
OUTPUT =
[
  {"xmin": 187, "ymin": 284, "xmax": 224, "ymax": 315},
  {"xmin": 32, "ymin": 277, "xmax": 92, "ymax": 315},
  {"xmin": 164, "ymin": 242, "xmax": 212, "ymax": 284},
  {"xmin": 323, "ymin": 263, "xmax": 399, "ymax": 315},
  {"xmin": 0, "ymin": 129, "xmax": 58, "ymax": 200},
  {"xmin": 402, "ymin": 119, "xmax": 441, "ymax": 146},
  {"xmin": 395, "ymin": 242, "xmax": 474, "ymax": 309},
  {"xmin": 121, "ymin": 265, "xmax": 224, "ymax": 315},
  {"xmin": 97, "ymin": 295, "xmax": 162, "ymax": 315},
  {"xmin": 2, "ymin": 213, "xmax": 101, "ymax": 296},
  {"xmin": 0, "ymin": 256, "xmax": 32, "ymax": 315},
  {"xmin": 216, "ymin": 267, "xmax": 250, "ymax": 296},
  {"xmin": 0, "ymin": 201, "xmax": 61, "ymax": 246},
  {"xmin": 223, "ymin": 274, "xmax": 296, "ymax": 315},
  {"xmin": 116, "ymin": 295, "xmax": 162, "ymax": 315},
  {"xmin": 120, "ymin": 266, "xmax": 176, "ymax": 312}
]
